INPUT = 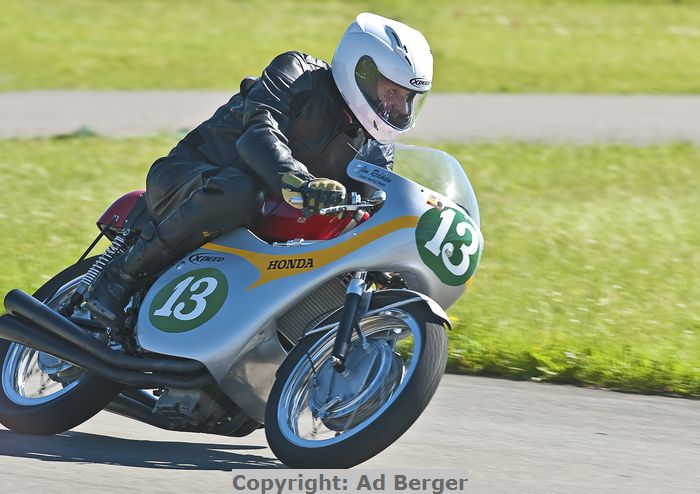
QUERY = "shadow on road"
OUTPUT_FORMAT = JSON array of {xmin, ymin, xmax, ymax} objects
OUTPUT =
[{"xmin": 0, "ymin": 429, "xmax": 283, "ymax": 470}]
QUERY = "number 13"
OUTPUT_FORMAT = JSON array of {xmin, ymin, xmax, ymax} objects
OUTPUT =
[
  {"xmin": 153, "ymin": 276, "xmax": 219, "ymax": 321},
  {"xmin": 424, "ymin": 209, "xmax": 479, "ymax": 276}
]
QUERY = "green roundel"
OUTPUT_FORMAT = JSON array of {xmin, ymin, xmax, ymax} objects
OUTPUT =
[
  {"xmin": 415, "ymin": 206, "xmax": 481, "ymax": 286},
  {"xmin": 149, "ymin": 268, "xmax": 228, "ymax": 333}
]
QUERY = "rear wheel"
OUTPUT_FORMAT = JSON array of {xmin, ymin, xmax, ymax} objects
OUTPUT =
[
  {"xmin": 0, "ymin": 258, "xmax": 123, "ymax": 435},
  {"xmin": 265, "ymin": 302, "xmax": 447, "ymax": 468}
]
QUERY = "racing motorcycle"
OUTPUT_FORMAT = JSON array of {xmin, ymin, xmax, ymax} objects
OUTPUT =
[{"xmin": 0, "ymin": 144, "xmax": 482, "ymax": 468}]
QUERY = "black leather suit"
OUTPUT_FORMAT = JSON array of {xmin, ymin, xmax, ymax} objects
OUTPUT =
[{"xmin": 144, "ymin": 51, "xmax": 393, "ymax": 256}]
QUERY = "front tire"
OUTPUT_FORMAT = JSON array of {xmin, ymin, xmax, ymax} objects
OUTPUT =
[
  {"xmin": 0, "ymin": 257, "xmax": 123, "ymax": 435},
  {"xmin": 265, "ymin": 302, "xmax": 448, "ymax": 468}
]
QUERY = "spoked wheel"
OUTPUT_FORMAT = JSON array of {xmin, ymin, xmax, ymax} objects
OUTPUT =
[
  {"xmin": 0, "ymin": 258, "xmax": 123, "ymax": 435},
  {"xmin": 265, "ymin": 303, "xmax": 448, "ymax": 468},
  {"xmin": 2, "ymin": 337, "xmax": 86, "ymax": 406}
]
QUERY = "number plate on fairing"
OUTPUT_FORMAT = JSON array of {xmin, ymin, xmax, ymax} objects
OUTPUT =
[
  {"xmin": 415, "ymin": 206, "xmax": 481, "ymax": 286},
  {"xmin": 148, "ymin": 268, "xmax": 229, "ymax": 333}
]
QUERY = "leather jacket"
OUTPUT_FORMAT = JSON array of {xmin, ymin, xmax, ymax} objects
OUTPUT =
[{"xmin": 174, "ymin": 51, "xmax": 393, "ymax": 195}]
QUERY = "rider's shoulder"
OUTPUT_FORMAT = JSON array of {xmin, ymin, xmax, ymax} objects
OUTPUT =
[{"xmin": 268, "ymin": 51, "xmax": 330, "ymax": 77}]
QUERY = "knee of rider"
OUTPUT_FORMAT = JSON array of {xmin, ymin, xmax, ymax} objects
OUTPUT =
[{"xmin": 244, "ymin": 189, "xmax": 265, "ymax": 221}]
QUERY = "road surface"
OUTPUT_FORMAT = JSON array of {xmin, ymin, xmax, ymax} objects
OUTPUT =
[
  {"xmin": 0, "ymin": 375, "xmax": 698, "ymax": 493},
  {"xmin": 1, "ymin": 91, "xmax": 700, "ymax": 143}
]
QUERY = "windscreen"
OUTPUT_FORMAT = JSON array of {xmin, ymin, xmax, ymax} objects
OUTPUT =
[{"xmin": 391, "ymin": 144, "xmax": 480, "ymax": 226}]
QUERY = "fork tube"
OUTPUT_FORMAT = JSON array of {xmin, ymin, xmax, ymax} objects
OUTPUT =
[{"xmin": 330, "ymin": 271, "xmax": 367, "ymax": 373}]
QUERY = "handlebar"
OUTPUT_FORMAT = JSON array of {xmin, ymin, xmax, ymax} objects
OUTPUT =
[
  {"xmin": 319, "ymin": 191, "xmax": 386, "ymax": 216},
  {"xmin": 319, "ymin": 203, "xmax": 372, "ymax": 215}
]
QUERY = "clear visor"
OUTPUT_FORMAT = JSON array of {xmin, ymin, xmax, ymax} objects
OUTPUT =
[{"xmin": 354, "ymin": 56, "xmax": 429, "ymax": 131}]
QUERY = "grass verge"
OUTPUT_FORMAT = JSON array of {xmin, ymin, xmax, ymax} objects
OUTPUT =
[
  {"xmin": 0, "ymin": 136, "xmax": 698, "ymax": 396},
  {"xmin": 442, "ymin": 142, "xmax": 700, "ymax": 397},
  {"xmin": 1, "ymin": 0, "xmax": 700, "ymax": 93}
]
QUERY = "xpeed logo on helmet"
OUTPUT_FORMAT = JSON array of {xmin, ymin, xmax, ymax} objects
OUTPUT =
[{"xmin": 410, "ymin": 78, "xmax": 430, "ymax": 88}]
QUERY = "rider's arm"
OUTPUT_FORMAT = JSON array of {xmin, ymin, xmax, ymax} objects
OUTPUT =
[
  {"xmin": 348, "ymin": 141, "xmax": 395, "ymax": 198},
  {"xmin": 235, "ymin": 52, "xmax": 316, "ymax": 195},
  {"xmin": 356, "ymin": 140, "xmax": 394, "ymax": 171}
]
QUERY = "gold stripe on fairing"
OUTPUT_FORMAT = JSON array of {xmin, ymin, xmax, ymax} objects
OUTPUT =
[{"xmin": 202, "ymin": 216, "xmax": 419, "ymax": 290}]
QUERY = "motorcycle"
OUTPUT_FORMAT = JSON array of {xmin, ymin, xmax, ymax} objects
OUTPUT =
[{"xmin": 0, "ymin": 144, "xmax": 482, "ymax": 468}]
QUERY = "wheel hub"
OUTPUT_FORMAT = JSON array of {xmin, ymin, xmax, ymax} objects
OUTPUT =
[
  {"xmin": 309, "ymin": 339, "xmax": 404, "ymax": 431},
  {"xmin": 37, "ymin": 352, "xmax": 73, "ymax": 375}
]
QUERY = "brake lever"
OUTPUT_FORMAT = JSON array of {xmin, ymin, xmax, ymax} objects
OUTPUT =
[
  {"xmin": 319, "ymin": 204, "xmax": 363, "ymax": 215},
  {"xmin": 319, "ymin": 191, "xmax": 386, "ymax": 216},
  {"xmin": 319, "ymin": 202, "xmax": 377, "ymax": 216}
]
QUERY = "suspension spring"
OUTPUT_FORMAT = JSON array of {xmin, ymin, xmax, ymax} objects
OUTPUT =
[{"xmin": 78, "ymin": 234, "xmax": 129, "ymax": 292}]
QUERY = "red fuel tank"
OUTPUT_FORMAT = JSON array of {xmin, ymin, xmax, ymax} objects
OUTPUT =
[
  {"xmin": 98, "ymin": 191, "xmax": 366, "ymax": 243},
  {"xmin": 251, "ymin": 197, "xmax": 368, "ymax": 242}
]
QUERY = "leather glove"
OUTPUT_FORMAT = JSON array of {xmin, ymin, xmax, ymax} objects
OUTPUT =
[{"xmin": 281, "ymin": 172, "xmax": 346, "ymax": 214}]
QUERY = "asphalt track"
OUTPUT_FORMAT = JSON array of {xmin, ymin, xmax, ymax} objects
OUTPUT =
[
  {"xmin": 0, "ymin": 92, "xmax": 698, "ymax": 492},
  {"xmin": 1, "ymin": 91, "xmax": 700, "ymax": 142},
  {"xmin": 0, "ymin": 375, "xmax": 698, "ymax": 493}
]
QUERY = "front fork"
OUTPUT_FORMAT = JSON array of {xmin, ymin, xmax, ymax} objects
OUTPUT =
[{"xmin": 330, "ymin": 270, "xmax": 371, "ymax": 373}]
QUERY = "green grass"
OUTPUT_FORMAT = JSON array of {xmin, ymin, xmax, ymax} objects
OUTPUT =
[
  {"xmin": 443, "ymin": 142, "xmax": 700, "ymax": 397},
  {"xmin": 0, "ymin": 136, "xmax": 698, "ymax": 397},
  {"xmin": 2, "ymin": 0, "xmax": 700, "ymax": 93}
]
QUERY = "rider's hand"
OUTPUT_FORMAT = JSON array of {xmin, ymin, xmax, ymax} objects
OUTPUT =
[
  {"xmin": 303, "ymin": 178, "xmax": 346, "ymax": 212},
  {"xmin": 281, "ymin": 173, "xmax": 346, "ymax": 214}
]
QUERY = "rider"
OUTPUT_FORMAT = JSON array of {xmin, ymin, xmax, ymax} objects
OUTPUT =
[{"xmin": 85, "ymin": 12, "xmax": 433, "ymax": 328}]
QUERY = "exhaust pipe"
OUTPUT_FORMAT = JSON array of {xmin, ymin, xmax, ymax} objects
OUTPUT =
[
  {"xmin": 0, "ymin": 313, "xmax": 213, "ymax": 389},
  {"xmin": 4, "ymin": 289, "xmax": 204, "ymax": 374},
  {"xmin": 105, "ymin": 393, "xmax": 175, "ymax": 430}
]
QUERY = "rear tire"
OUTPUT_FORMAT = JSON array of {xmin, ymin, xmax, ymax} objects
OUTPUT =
[
  {"xmin": 265, "ymin": 302, "xmax": 447, "ymax": 468},
  {"xmin": 0, "ymin": 257, "xmax": 123, "ymax": 435}
]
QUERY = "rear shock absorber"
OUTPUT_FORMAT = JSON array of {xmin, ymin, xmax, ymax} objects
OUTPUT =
[{"xmin": 66, "ymin": 234, "xmax": 130, "ymax": 310}]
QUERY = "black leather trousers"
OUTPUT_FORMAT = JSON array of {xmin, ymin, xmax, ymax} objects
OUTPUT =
[{"xmin": 144, "ymin": 149, "xmax": 265, "ymax": 256}]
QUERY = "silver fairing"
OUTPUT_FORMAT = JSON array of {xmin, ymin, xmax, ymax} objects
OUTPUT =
[{"xmin": 135, "ymin": 146, "xmax": 483, "ymax": 422}]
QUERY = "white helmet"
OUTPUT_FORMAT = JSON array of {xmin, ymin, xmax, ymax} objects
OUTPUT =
[{"xmin": 332, "ymin": 13, "xmax": 433, "ymax": 144}]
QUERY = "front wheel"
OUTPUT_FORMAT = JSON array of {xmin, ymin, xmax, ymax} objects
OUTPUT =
[
  {"xmin": 265, "ymin": 303, "xmax": 448, "ymax": 468},
  {"xmin": 0, "ymin": 257, "xmax": 123, "ymax": 435}
]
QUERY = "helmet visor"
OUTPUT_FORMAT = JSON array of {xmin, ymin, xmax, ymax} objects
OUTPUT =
[{"xmin": 354, "ymin": 56, "xmax": 429, "ymax": 131}]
